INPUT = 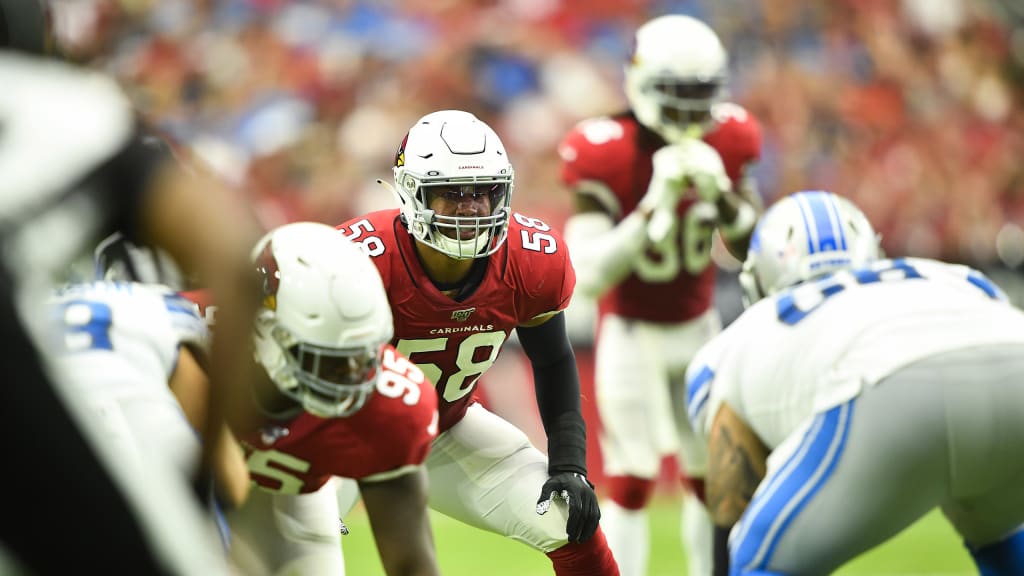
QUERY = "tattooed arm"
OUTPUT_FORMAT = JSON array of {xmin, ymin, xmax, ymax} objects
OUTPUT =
[{"xmin": 706, "ymin": 402, "xmax": 770, "ymax": 576}]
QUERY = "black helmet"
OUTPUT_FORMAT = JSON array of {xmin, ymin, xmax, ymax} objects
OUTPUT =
[{"xmin": 0, "ymin": 0, "xmax": 50, "ymax": 55}]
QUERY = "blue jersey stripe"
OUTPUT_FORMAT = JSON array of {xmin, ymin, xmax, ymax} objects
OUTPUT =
[
  {"xmin": 685, "ymin": 365, "xmax": 715, "ymax": 425},
  {"xmin": 163, "ymin": 294, "xmax": 201, "ymax": 318},
  {"xmin": 967, "ymin": 271, "xmax": 1005, "ymax": 300}
]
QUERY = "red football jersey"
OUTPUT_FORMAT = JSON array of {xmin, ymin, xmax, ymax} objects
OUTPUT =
[
  {"xmin": 559, "ymin": 104, "xmax": 762, "ymax": 324},
  {"xmin": 337, "ymin": 210, "xmax": 575, "ymax": 432},
  {"xmin": 238, "ymin": 345, "xmax": 438, "ymax": 493}
]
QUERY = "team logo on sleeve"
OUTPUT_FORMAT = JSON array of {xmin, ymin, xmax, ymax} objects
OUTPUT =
[{"xmin": 451, "ymin": 307, "xmax": 476, "ymax": 322}]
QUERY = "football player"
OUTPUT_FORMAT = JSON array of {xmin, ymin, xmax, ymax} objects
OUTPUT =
[
  {"xmin": 687, "ymin": 191, "xmax": 1024, "ymax": 575},
  {"xmin": 557, "ymin": 14, "xmax": 762, "ymax": 576},
  {"xmin": 338, "ymin": 110, "xmax": 619, "ymax": 575},
  {"xmin": 191, "ymin": 222, "xmax": 441, "ymax": 576},
  {"xmin": 0, "ymin": 1, "xmax": 260, "ymax": 573},
  {"xmin": 48, "ymin": 281, "xmax": 250, "ymax": 543}
]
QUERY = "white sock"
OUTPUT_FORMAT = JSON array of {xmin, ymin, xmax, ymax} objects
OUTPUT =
[
  {"xmin": 681, "ymin": 492, "xmax": 713, "ymax": 576},
  {"xmin": 601, "ymin": 500, "xmax": 649, "ymax": 576}
]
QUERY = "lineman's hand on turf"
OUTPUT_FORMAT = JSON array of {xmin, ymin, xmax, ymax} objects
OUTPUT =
[{"xmin": 535, "ymin": 472, "xmax": 600, "ymax": 543}]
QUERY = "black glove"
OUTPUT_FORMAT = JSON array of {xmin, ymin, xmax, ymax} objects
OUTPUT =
[{"xmin": 535, "ymin": 472, "xmax": 600, "ymax": 543}]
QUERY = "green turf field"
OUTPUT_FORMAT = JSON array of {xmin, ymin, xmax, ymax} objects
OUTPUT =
[{"xmin": 341, "ymin": 496, "xmax": 977, "ymax": 575}]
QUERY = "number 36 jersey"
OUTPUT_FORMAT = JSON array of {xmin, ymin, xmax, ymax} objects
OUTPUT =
[
  {"xmin": 239, "ymin": 344, "xmax": 439, "ymax": 494},
  {"xmin": 337, "ymin": 210, "xmax": 575, "ymax": 433},
  {"xmin": 558, "ymin": 105, "xmax": 761, "ymax": 323},
  {"xmin": 685, "ymin": 258, "xmax": 1024, "ymax": 448}
]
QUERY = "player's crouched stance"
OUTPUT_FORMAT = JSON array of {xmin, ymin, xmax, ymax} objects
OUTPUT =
[
  {"xmin": 48, "ymin": 281, "xmax": 244, "ymax": 571},
  {"xmin": 686, "ymin": 191, "xmax": 1024, "ymax": 575},
  {"xmin": 339, "ymin": 110, "xmax": 618, "ymax": 575},
  {"xmin": 187, "ymin": 223, "xmax": 441, "ymax": 576}
]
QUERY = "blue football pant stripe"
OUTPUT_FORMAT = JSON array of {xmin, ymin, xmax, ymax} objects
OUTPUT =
[{"xmin": 731, "ymin": 402, "xmax": 854, "ymax": 573}]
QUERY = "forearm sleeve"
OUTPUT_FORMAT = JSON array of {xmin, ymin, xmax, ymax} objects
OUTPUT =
[
  {"xmin": 564, "ymin": 211, "xmax": 648, "ymax": 299},
  {"xmin": 517, "ymin": 313, "xmax": 587, "ymax": 476}
]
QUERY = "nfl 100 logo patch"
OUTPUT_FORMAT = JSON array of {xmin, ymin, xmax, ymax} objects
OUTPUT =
[{"xmin": 451, "ymin": 307, "xmax": 476, "ymax": 322}]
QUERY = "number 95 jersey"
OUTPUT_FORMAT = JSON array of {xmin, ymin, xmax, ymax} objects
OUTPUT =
[
  {"xmin": 338, "ymin": 209, "xmax": 575, "ymax": 433},
  {"xmin": 239, "ymin": 344, "xmax": 439, "ymax": 494},
  {"xmin": 558, "ymin": 106, "xmax": 761, "ymax": 323}
]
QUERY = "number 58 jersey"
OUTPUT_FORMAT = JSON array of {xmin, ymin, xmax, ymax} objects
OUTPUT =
[{"xmin": 338, "ymin": 210, "xmax": 575, "ymax": 433}]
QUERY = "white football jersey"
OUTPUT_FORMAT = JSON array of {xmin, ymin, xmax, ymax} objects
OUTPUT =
[
  {"xmin": 686, "ymin": 258, "xmax": 1024, "ymax": 448},
  {"xmin": 50, "ymin": 282, "xmax": 207, "ymax": 386},
  {"xmin": 48, "ymin": 281, "xmax": 209, "ymax": 473}
]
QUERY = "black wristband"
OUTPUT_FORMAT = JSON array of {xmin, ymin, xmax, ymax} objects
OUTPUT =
[{"xmin": 547, "ymin": 412, "xmax": 587, "ymax": 477}]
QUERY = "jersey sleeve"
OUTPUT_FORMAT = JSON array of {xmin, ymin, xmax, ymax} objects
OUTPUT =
[
  {"xmin": 684, "ymin": 317, "xmax": 751, "ymax": 439},
  {"xmin": 355, "ymin": 347, "xmax": 439, "ymax": 482},
  {"xmin": 558, "ymin": 117, "xmax": 632, "ymax": 217},
  {"xmin": 706, "ymin": 103, "xmax": 763, "ymax": 182},
  {"xmin": 336, "ymin": 210, "xmax": 398, "ymax": 288},
  {"xmin": 559, "ymin": 121, "xmax": 612, "ymax": 188},
  {"xmin": 180, "ymin": 288, "xmax": 217, "ymax": 328},
  {"xmin": 909, "ymin": 257, "xmax": 1010, "ymax": 303},
  {"xmin": 685, "ymin": 335, "xmax": 726, "ymax": 439},
  {"xmin": 509, "ymin": 214, "xmax": 577, "ymax": 322},
  {"xmin": 160, "ymin": 290, "xmax": 209, "ymax": 352}
]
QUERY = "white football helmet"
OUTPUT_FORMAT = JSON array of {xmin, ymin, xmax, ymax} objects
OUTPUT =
[
  {"xmin": 391, "ymin": 110, "xmax": 514, "ymax": 260},
  {"xmin": 251, "ymin": 222, "xmax": 393, "ymax": 418},
  {"xmin": 625, "ymin": 15, "xmax": 728, "ymax": 142},
  {"xmin": 739, "ymin": 191, "xmax": 881, "ymax": 306}
]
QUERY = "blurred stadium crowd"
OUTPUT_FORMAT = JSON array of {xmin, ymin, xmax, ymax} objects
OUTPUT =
[
  {"xmin": 39, "ymin": 0, "xmax": 1024, "ymax": 317},
  {"xmin": 53, "ymin": 0, "xmax": 1024, "ymax": 283},
  {"xmin": 11, "ymin": 3, "xmax": 1021, "ymax": 572}
]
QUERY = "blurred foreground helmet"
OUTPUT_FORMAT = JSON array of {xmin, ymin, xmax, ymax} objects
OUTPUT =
[
  {"xmin": 252, "ymin": 222, "xmax": 394, "ymax": 418},
  {"xmin": 625, "ymin": 14, "xmax": 728, "ymax": 142},
  {"xmin": 391, "ymin": 110, "xmax": 514, "ymax": 260},
  {"xmin": 94, "ymin": 232, "xmax": 189, "ymax": 290},
  {"xmin": 0, "ymin": 0, "xmax": 50, "ymax": 55},
  {"xmin": 739, "ymin": 191, "xmax": 881, "ymax": 306}
]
